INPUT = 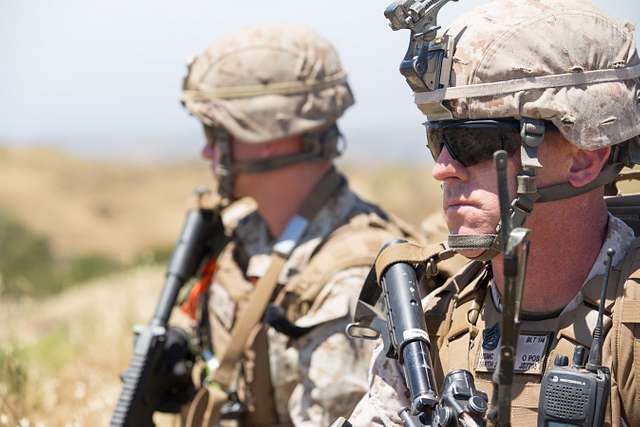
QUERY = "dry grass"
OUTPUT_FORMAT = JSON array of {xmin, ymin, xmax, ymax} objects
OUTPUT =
[
  {"xmin": 4, "ymin": 146, "xmax": 640, "ymax": 426},
  {"xmin": 0, "ymin": 147, "xmax": 442, "ymax": 426},
  {"xmin": 0, "ymin": 266, "xmax": 179, "ymax": 427},
  {"xmin": 0, "ymin": 147, "xmax": 439, "ymax": 263},
  {"xmin": 0, "ymin": 147, "xmax": 211, "ymax": 262}
]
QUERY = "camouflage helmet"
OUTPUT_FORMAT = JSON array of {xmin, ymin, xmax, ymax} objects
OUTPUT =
[
  {"xmin": 414, "ymin": 0, "xmax": 640, "ymax": 150},
  {"xmin": 386, "ymin": 0, "xmax": 640, "ymax": 260},
  {"xmin": 181, "ymin": 23, "xmax": 355, "ymax": 144}
]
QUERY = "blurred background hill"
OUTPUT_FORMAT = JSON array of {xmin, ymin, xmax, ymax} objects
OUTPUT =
[
  {"xmin": 0, "ymin": 146, "xmax": 442, "ymax": 426},
  {"xmin": 2, "ymin": 0, "xmax": 638, "ymax": 425}
]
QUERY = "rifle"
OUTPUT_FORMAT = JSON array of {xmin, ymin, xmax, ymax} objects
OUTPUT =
[
  {"xmin": 110, "ymin": 198, "xmax": 229, "ymax": 427},
  {"xmin": 374, "ymin": 241, "xmax": 488, "ymax": 427},
  {"xmin": 344, "ymin": 152, "xmax": 532, "ymax": 427}
]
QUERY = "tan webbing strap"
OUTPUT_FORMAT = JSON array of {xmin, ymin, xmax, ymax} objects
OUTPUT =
[
  {"xmin": 292, "ymin": 213, "xmax": 402, "ymax": 305},
  {"xmin": 414, "ymin": 63, "xmax": 640, "ymax": 104},
  {"xmin": 606, "ymin": 238, "xmax": 640, "ymax": 426},
  {"xmin": 212, "ymin": 252, "xmax": 288, "ymax": 387},
  {"xmin": 374, "ymin": 241, "xmax": 454, "ymax": 282},
  {"xmin": 210, "ymin": 168, "xmax": 344, "ymax": 388},
  {"xmin": 182, "ymin": 71, "xmax": 347, "ymax": 100}
]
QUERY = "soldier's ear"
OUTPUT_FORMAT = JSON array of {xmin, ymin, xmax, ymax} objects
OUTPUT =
[{"xmin": 568, "ymin": 146, "xmax": 611, "ymax": 188}]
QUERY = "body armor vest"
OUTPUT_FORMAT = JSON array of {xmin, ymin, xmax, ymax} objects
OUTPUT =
[
  {"xmin": 205, "ymin": 210, "xmax": 418, "ymax": 426},
  {"xmin": 426, "ymin": 239, "xmax": 640, "ymax": 427}
]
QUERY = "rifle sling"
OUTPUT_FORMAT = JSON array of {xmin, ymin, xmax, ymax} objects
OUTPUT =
[{"xmin": 211, "ymin": 167, "xmax": 343, "ymax": 388}]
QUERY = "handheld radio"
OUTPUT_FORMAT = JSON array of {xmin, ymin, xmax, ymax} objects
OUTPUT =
[{"xmin": 537, "ymin": 249, "xmax": 614, "ymax": 427}]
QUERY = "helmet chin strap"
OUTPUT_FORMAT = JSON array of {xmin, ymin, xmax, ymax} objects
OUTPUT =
[
  {"xmin": 446, "ymin": 118, "xmax": 625, "ymax": 261},
  {"xmin": 208, "ymin": 125, "xmax": 343, "ymax": 203}
]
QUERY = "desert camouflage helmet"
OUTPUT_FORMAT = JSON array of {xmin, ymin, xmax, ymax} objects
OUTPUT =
[
  {"xmin": 386, "ymin": 0, "xmax": 640, "ymax": 260},
  {"xmin": 181, "ymin": 23, "xmax": 355, "ymax": 144},
  {"xmin": 415, "ymin": 0, "xmax": 640, "ymax": 149}
]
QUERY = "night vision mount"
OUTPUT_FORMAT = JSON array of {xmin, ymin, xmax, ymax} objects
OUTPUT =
[{"xmin": 384, "ymin": 0, "xmax": 459, "ymax": 119}]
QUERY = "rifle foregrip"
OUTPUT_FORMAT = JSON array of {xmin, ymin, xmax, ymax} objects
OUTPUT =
[
  {"xmin": 380, "ymin": 258, "xmax": 438, "ymax": 414},
  {"xmin": 111, "ymin": 350, "xmax": 155, "ymax": 427}
]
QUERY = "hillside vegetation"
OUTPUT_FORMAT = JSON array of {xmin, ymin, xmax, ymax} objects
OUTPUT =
[{"xmin": 0, "ymin": 146, "xmax": 442, "ymax": 426}]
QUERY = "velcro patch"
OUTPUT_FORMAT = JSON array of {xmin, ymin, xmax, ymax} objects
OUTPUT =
[
  {"xmin": 622, "ymin": 300, "xmax": 640, "ymax": 323},
  {"xmin": 476, "ymin": 332, "xmax": 552, "ymax": 375}
]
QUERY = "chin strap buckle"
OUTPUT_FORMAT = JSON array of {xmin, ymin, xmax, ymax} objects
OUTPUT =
[{"xmin": 520, "ymin": 118, "xmax": 545, "ymax": 170}]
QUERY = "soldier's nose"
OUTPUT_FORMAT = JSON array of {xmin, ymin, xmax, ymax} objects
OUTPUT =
[{"xmin": 432, "ymin": 147, "xmax": 468, "ymax": 182}]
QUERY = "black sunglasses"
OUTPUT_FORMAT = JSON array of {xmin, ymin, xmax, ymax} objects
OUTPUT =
[{"xmin": 424, "ymin": 119, "xmax": 523, "ymax": 167}]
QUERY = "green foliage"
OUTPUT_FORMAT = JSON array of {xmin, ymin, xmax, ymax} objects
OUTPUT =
[
  {"xmin": 131, "ymin": 244, "xmax": 173, "ymax": 266},
  {"xmin": 0, "ymin": 210, "xmax": 62, "ymax": 296},
  {"xmin": 0, "ymin": 209, "xmax": 172, "ymax": 298},
  {"xmin": 62, "ymin": 254, "xmax": 122, "ymax": 285},
  {"xmin": 24, "ymin": 326, "xmax": 75, "ymax": 372},
  {"xmin": 0, "ymin": 345, "xmax": 28, "ymax": 400}
]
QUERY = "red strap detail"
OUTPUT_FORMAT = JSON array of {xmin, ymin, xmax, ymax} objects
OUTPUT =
[{"xmin": 180, "ymin": 258, "xmax": 218, "ymax": 321}]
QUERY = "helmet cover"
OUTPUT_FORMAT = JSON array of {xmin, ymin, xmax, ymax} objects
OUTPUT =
[
  {"xmin": 419, "ymin": 0, "xmax": 640, "ymax": 150},
  {"xmin": 182, "ymin": 24, "xmax": 354, "ymax": 144}
]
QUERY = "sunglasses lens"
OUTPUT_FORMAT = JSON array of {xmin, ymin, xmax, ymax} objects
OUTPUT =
[{"xmin": 426, "ymin": 123, "xmax": 521, "ymax": 166}]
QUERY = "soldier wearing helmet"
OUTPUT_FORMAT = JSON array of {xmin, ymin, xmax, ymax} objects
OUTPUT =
[
  {"xmin": 345, "ymin": 0, "xmax": 640, "ymax": 426},
  {"xmin": 177, "ymin": 24, "xmax": 424, "ymax": 426}
]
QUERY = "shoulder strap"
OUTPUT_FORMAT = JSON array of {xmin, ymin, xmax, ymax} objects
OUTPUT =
[
  {"xmin": 211, "ymin": 168, "xmax": 343, "ymax": 388},
  {"xmin": 290, "ymin": 211, "xmax": 408, "ymax": 307},
  {"xmin": 608, "ymin": 237, "xmax": 640, "ymax": 426},
  {"xmin": 262, "ymin": 211, "xmax": 410, "ymax": 339}
]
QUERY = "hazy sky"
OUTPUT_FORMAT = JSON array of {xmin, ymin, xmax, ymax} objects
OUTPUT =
[{"xmin": 1, "ymin": 0, "xmax": 638, "ymax": 163}]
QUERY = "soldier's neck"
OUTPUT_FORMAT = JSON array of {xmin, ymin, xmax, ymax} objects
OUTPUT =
[
  {"xmin": 492, "ymin": 193, "xmax": 609, "ymax": 313},
  {"xmin": 253, "ymin": 163, "xmax": 332, "ymax": 239}
]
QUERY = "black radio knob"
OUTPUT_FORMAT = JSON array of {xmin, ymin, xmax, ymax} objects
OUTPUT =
[{"xmin": 554, "ymin": 354, "xmax": 569, "ymax": 367}]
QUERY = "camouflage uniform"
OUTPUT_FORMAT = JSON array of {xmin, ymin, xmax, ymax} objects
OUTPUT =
[
  {"xmin": 348, "ymin": 214, "xmax": 640, "ymax": 426},
  {"xmin": 342, "ymin": 0, "xmax": 640, "ymax": 425},
  {"xmin": 209, "ymin": 180, "xmax": 414, "ymax": 426}
]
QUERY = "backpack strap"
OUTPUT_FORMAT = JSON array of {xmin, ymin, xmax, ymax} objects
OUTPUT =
[
  {"xmin": 609, "ymin": 237, "xmax": 640, "ymax": 426},
  {"xmin": 211, "ymin": 168, "xmax": 342, "ymax": 387},
  {"xmin": 269, "ymin": 211, "xmax": 412, "ymax": 337}
]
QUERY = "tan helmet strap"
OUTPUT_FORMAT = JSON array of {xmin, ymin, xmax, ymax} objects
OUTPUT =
[
  {"xmin": 231, "ymin": 125, "xmax": 342, "ymax": 174},
  {"xmin": 537, "ymin": 161, "xmax": 625, "ymax": 203},
  {"xmin": 414, "ymin": 63, "xmax": 640, "ymax": 107},
  {"xmin": 182, "ymin": 70, "xmax": 348, "ymax": 100}
]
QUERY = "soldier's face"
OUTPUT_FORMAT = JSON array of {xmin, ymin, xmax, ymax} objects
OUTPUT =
[
  {"xmin": 432, "ymin": 131, "xmax": 610, "ymax": 246},
  {"xmin": 432, "ymin": 146, "xmax": 519, "ymax": 239}
]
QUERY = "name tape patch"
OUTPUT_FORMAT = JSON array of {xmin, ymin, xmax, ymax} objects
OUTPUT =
[{"xmin": 476, "ymin": 332, "xmax": 552, "ymax": 375}]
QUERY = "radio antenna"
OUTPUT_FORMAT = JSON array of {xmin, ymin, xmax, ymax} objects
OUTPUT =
[{"xmin": 586, "ymin": 248, "xmax": 615, "ymax": 372}]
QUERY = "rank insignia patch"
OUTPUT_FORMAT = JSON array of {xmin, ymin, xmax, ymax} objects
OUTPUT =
[{"xmin": 482, "ymin": 322, "xmax": 500, "ymax": 351}]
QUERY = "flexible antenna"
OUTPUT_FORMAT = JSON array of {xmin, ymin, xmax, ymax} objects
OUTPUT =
[{"xmin": 586, "ymin": 248, "xmax": 615, "ymax": 372}]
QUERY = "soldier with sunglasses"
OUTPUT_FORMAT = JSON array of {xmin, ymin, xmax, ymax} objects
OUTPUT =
[{"xmin": 345, "ymin": 0, "xmax": 640, "ymax": 426}]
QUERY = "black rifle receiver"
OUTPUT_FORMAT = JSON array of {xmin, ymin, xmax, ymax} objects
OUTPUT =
[
  {"xmin": 110, "ymin": 206, "xmax": 228, "ymax": 427},
  {"xmin": 537, "ymin": 249, "xmax": 614, "ymax": 427}
]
